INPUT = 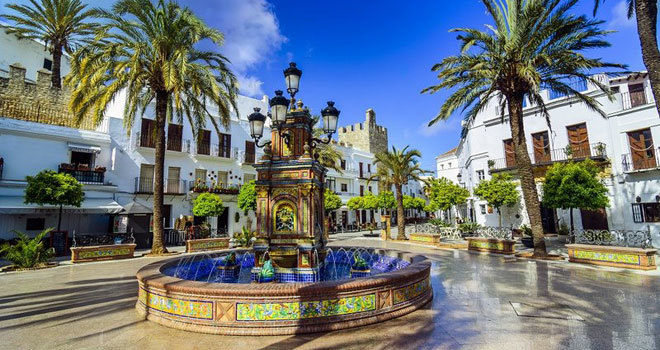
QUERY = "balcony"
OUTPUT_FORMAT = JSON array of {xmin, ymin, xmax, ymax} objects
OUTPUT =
[
  {"xmin": 196, "ymin": 142, "xmax": 211, "ymax": 156},
  {"xmin": 167, "ymin": 137, "xmax": 183, "ymax": 152},
  {"xmin": 134, "ymin": 177, "xmax": 187, "ymax": 194},
  {"xmin": 489, "ymin": 142, "xmax": 607, "ymax": 172},
  {"xmin": 621, "ymin": 149, "xmax": 660, "ymax": 172},
  {"xmin": 58, "ymin": 164, "xmax": 105, "ymax": 184},
  {"xmin": 621, "ymin": 90, "xmax": 648, "ymax": 110},
  {"xmin": 136, "ymin": 132, "xmax": 155, "ymax": 148},
  {"xmin": 189, "ymin": 180, "xmax": 240, "ymax": 195}
]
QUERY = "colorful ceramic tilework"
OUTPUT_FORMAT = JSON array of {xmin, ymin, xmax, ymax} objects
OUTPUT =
[
  {"xmin": 411, "ymin": 234, "xmax": 435, "ymax": 243},
  {"xmin": 469, "ymin": 240, "xmax": 504, "ymax": 251},
  {"xmin": 191, "ymin": 240, "xmax": 228, "ymax": 250},
  {"xmin": 140, "ymin": 289, "xmax": 213, "ymax": 320},
  {"xmin": 236, "ymin": 294, "xmax": 376, "ymax": 321},
  {"xmin": 79, "ymin": 248, "xmax": 131, "ymax": 259},
  {"xmin": 393, "ymin": 278, "xmax": 430, "ymax": 305},
  {"xmin": 574, "ymin": 250, "xmax": 640, "ymax": 265}
]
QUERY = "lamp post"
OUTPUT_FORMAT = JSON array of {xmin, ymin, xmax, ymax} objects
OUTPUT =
[{"xmin": 246, "ymin": 62, "xmax": 341, "ymax": 282}]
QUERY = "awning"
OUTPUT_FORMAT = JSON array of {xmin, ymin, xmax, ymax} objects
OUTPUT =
[
  {"xmin": 119, "ymin": 201, "xmax": 152, "ymax": 215},
  {"xmin": 68, "ymin": 142, "xmax": 101, "ymax": 154},
  {"xmin": 0, "ymin": 197, "xmax": 123, "ymax": 214}
]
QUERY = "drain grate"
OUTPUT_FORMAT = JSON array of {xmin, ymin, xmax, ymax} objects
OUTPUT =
[{"xmin": 509, "ymin": 301, "xmax": 584, "ymax": 320}]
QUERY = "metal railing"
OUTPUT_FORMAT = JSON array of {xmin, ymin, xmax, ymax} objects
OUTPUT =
[
  {"xmin": 189, "ymin": 180, "xmax": 240, "ymax": 194},
  {"xmin": 475, "ymin": 226, "xmax": 513, "ymax": 240},
  {"xmin": 570, "ymin": 229, "xmax": 653, "ymax": 249},
  {"xmin": 196, "ymin": 142, "xmax": 211, "ymax": 155},
  {"xmin": 167, "ymin": 137, "xmax": 183, "ymax": 152},
  {"xmin": 134, "ymin": 177, "xmax": 187, "ymax": 194},
  {"xmin": 621, "ymin": 149, "xmax": 660, "ymax": 172},
  {"xmin": 489, "ymin": 142, "xmax": 607, "ymax": 171},
  {"xmin": 58, "ymin": 165, "xmax": 105, "ymax": 184}
]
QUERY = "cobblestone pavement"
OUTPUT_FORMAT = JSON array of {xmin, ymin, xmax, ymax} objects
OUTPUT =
[{"xmin": 1, "ymin": 234, "xmax": 659, "ymax": 350}]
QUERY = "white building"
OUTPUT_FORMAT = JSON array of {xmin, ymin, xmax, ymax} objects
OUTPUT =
[{"xmin": 436, "ymin": 72, "xmax": 660, "ymax": 247}]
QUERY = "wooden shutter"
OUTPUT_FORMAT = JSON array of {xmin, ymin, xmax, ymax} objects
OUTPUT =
[
  {"xmin": 532, "ymin": 131, "xmax": 550, "ymax": 163},
  {"xmin": 167, "ymin": 124, "xmax": 182, "ymax": 151},
  {"xmin": 628, "ymin": 128, "xmax": 655, "ymax": 170},
  {"xmin": 566, "ymin": 123, "xmax": 590, "ymax": 158},
  {"xmin": 140, "ymin": 119, "xmax": 156, "ymax": 148},
  {"xmin": 245, "ymin": 141, "xmax": 255, "ymax": 163},
  {"xmin": 197, "ymin": 130, "xmax": 211, "ymax": 155},
  {"xmin": 219, "ymin": 133, "xmax": 231, "ymax": 158},
  {"xmin": 628, "ymin": 83, "xmax": 646, "ymax": 108},
  {"xmin": 503, "ymin": 139, "xmax": 515, "ymax": 168}
]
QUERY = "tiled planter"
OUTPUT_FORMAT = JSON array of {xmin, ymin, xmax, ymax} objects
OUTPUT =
[
  {"xmin": 409, "ymin": 233, "xmax": 442, "ymax": 246},
  {"xmin": 135, "ymin": 248, "xmax": 432, "ymax": 335},
  {"xmin": 566, "ymin": 244, "xmax": 657, "ymax": 270},
  {"xmin": 185, "ymin": 237, "xmax": 230, "ymax": 253},
  {"xmin": 70, "ymin": 244, "xmax": 136, "ymax": 263},
  {"xmin": 467, "ymin": 237, "xmax": 515, "ymax": 255}
]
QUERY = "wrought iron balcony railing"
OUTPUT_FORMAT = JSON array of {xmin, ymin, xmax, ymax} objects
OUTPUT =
[
  {"xmin": 134, "ymin": 177, "xmax": 187, "ymax": 194},
  {"xmin": 621, "ymin": 149, "xmax": 660, "ymax": 172},
  {"xmin": 58, "ymin": 165, "xmax": 105, "ymax": 184},
  {"xmin": 489, "ymin": 142, "xmax": 607, "ymax": 172}
]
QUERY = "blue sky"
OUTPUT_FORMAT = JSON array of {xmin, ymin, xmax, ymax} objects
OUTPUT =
[{"xmin": 0, "ymin": 0, "xmax": 649, "ymax": 170}]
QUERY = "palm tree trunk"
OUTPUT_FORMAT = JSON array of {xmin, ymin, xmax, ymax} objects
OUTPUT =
[
  {"xmin": 506, "ymin": 92, "xmax": 547, "ymax": 256},
  {"xmin": 395, "ymin": 184, "xmax": 406, "ymax": 240},
  {"xmin": 151, "ymin": 90, "xmax": 168, "ymax": 254},
  {"xmin": 634, "ymin": 0, "xmax": 660, "ymax": 116},
  {"xmin": 51, "ymin": 43, "xmax": 63, "ymax": 89}
]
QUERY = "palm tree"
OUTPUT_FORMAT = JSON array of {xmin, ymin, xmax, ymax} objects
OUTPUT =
[
  {"xmin": 65, "ymin": 0, "xmax": 238, "ymax": 254},
  {"xmin": 594, "ymin": 0, "xmax": 660, "ymax": 116},
  {"xmin": 2, "ymin": 0, "xmax": 98, "ymax": 88},
  {"xmin": 370, "ymin": 146, "xmax": 428, "ymax": 240},
  {"xmin": 311, "ymin": 116, "xmax": 343, "ymax": 173},
  {"xmin": 422, "ymin": 0, "xmax": 622, "ymax": 257}
]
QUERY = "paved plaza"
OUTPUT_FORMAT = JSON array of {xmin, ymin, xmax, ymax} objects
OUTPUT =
[{"xmin": 1, "ymin": 234, "xmax": 659, "ymax": 350}]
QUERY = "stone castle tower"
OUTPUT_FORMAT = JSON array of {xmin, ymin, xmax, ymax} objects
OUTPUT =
[{"xmin": 337, "ymin": 108, "xmax": 388, "ymax": 155}]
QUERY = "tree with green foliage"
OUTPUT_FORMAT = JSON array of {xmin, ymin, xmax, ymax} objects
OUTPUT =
[
  {"xmin": 346, "ymin": 196, "xmax": 363, "ymax": 211},
  {"xmin": 473, "ymin": 173, "xmax": 519, "ymax": 227},
  {"xmin": 377, "ymin": 190, "xmax": 396, "ymax": 214},
  {"xmin": 426, "ymin": 177, "xmax": 469, "ymax": 224},
  {"xmin": 541, "ymin": 159, "xmax": 609, "ymax": 234},
  {"xmin": 24, "ymin": 170, "xmax": 83, "ymax": 232},
  {"xmin": 370, "ymin": 146, "xmax": 428, "ymax": 240},
  {"xmin": 2, "ymin": 0, "xmax": 98, "ymax": 88},
  {"xmin": 238, "ymin": 180, "xmax": 257, "ymax": 231},
  {"xmin": 0, "ymin": 228, "xmax": 55, "ymax": 268},
  {"xmin": 66, "ymin": 0, "xmax": 239, "ymax": 254},
  {"xmin": 422, "ymin": 0, "xmax": 622, "ymax": 257},
  {"xmin": 192, "ymin": 193, "xmax": 225, "ymax": 218},
  {"xmin": 324, "ymin": 189, "xmax": 342, "ymax": 213},
  {"xmin": 403, "ymin": 195, "xmax": 426, "ymax": 218},
  {"xmin": 361, "ymin": 192, "xmax": 379, "ymax": 211}
]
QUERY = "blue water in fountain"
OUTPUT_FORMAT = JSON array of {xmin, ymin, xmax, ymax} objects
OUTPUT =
[{"xmin": 161, "ymin": 247, "xmax": 411, "ymax": 283}]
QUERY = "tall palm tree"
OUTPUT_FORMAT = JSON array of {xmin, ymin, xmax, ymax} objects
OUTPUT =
[
  {"xmin": 2, "ymin": 0, "xmax": 98, "ymax": 88},
  {"xmin": 594, "ymin": 0, "xmax": 660, "ymax": 116},
  {"xmin": 370, "ymin": 146, "xmax": 428, "ymax": 240},
  {"xmin": 65, "ymin": 0, "xmax": 238, "ymax": 254},
  {"xmin": 311, "ymin": 116, "xmax": 343, "ymax": 173},
  {"xmin": 422, "ymin": 0, "xmax": 622, "ymax": 257}
]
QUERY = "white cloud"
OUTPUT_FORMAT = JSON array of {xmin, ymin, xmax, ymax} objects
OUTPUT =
[
  {"xmin": 609, "ymin": 1, "xmax": 635, "ymax": 29},
  {"xmin": 199, "ymin": 0, "xmax": 287, "ymax": 97},
  {"xmin": 417, "ymin": 117, "xmax": 460, "ymax": 137}
]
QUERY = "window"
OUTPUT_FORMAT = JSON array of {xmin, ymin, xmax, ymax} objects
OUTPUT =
[
  {"xmin": 71, "ymin": 151, "xmax": 94, "ymax": 168},
  {"xmin": 341, "ymin": 183, "xmax": 348, "ymax": 192},
  {"xmin": 480, "ymin": 205, "xmax": 486, "ymax": 215},
  {"xmin": 448, "ymin": 162, "xmax": 451, "ymax": 168},
  {"xmin": 197, "ymin": 130, "xmax": 211, "ymax": 155},
  {"xmin": 359, "ymin": 162, "xmax": 364, "ymax": 178},
  {"xmin": 629, "ymin": 83, "xmax": 646, "ymax": 108},
  {"xmin": 219, "ymin": 133, "xmax": 231, "ymax": 158},
  {"xmin": 360, "ymin": 185, "xmax": 364, "ymax": 196},
  {"xmin": 138, "ymin": 164, "xmax": 154, "ymax": 193},
  {"xmin": 367, "ymin": 164, "xmax": 371, "ymax": 173},
  {"xmin": 217, "ymin": 171, "xmax": 229, "ymax": 187},
  {"xmin": 440, "ymin": 164, "xmax": 444, "ymax": 170},
  {"xmin": 532, "ymin": 131, "xmax": 551, "ymax": 163},
  {"xmin": 244, "ymin": 173, "xmax": 256, "ymax": 183},
  {"xmin": 26, "ymin": 218, "xmax": 45, "ymax": 231},
  {"xmin": 166, "ymin": 167, "xmax": 181, "ymax": 193},
  {"xmin": 245, "ymin": 141, "xmax": 256, "ymax": 164},
  {"xmin": 503, "ymin": 139, "xmax": 515, "ymax": 167},
  {"xmin": 632, "ymin": 203, "xmax": 660, "ymax": 223},
  {"xmin": 140, "ymin": 119, "xmax": 156, "ymax": 148},
  {"xmin": 195, "ymin": 169, "xmax": 207, "ymax": 183},
  {"xmin": 340, "ymin": 159, "xmax": 346, "ymax": 170},
  {"xmin": 43, "ymin": 58, "xmax": 52, "ymax": 71},
  {"xmin": 167, "ymin": 124, "xmax": 183, "ymax": 151},
  {"xmin": 627, "ymin": 128, "xmax": 655, "ymax": 170},
  {"xmin": 476, "ymin": 170, "xmax": 485, "ymax": 181},
  {"xmin": 566, "ymin": 123, "xmax": 591, "ymax": 158}
]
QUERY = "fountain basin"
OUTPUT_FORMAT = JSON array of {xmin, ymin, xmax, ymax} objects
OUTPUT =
[{"xmin": 135, "ymin": 247, "xmax": 432, "ymax": 335}]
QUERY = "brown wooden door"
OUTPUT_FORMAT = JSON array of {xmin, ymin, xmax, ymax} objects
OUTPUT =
[
  {"xmin": 532, "ymin": 131, "xmax": 551, "ymax": 164},
  {"xmin": 566, "ymin": 123, "xmax": 590, "ymax": 158},
  {"xmin": 219, "ymin": 133, "xmax": 231, "ymax": 158},
  {"xmin": 503, "ymin": 139, "xmax": 515, "ymax": 168},
  {"xmin": 627, "ymin": 128, "xmax": 655, "ymax": 170},
  {"xmin": 245, "ymin": 141, "xmax": 255, "ymax": 163},
  {"xmin": 197, "ymin": 130, "xmax": 211, "ymax": 155},
  {"xmin": 167, "ymin": 124, "xmax": 182, "ymax": 151},
  {"xmin": 580, "ymin": 209, "xmax": 609, "ymax": 230},
  {"xmin": 140, "ymin": 119, "xmax": 156, "ymax": 148}
]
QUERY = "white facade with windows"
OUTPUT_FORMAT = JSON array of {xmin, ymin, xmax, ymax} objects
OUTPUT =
[{"xmin": 436, "ymin": 72, "xmax": 660, "ymax": 247}]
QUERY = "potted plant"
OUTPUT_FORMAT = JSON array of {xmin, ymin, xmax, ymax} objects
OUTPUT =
[
  {"xmin": 595, "ymin": 143, "xmax": 606, "ymax": 157},
  {"xmin": 487, "ymin": 159, "xmax": 495, "ymax": 169},
  {"xmin": 94, "ymin": 166, "xmax": 106, "ymax": 173},
  {"xmin": 350, "ymin": 252, "xmax": 370, "ymax": 278},
  {"xmin": 520, "ymin": 224, "xmax": 534, "ymax": 248},
  {"xmin": 564, "ymin": 145, "xmax": 573, "ymax": 159},
  {"xmin": 77, "ymin": 163, "xmax": 91, "ymax": 171},
  {"xmin": 60, "ymin": 163, "xmax": 75, "ymax": 170}
]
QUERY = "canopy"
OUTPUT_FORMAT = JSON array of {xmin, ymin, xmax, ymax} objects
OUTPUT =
[
  {"xmin": 119, "ymin": 201, "xmax": 152, "ymax": 215},
  {"xmin": 67, "ymin": 142, "xmax": 101, "ymax": 154},
  {"xmin": 0, "ymin": 196, "xmax": 123, "ymax": 214}
]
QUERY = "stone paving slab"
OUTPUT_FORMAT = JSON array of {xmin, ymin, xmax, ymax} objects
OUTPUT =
[{"xmin": 1, "ymin": 234, "xmax": 660, "ymax": 349}]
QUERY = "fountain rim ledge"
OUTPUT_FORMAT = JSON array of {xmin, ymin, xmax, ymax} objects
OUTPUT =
[{"xmin": 136, "ymin": 247, "xmax": 431, "ymax": 297}]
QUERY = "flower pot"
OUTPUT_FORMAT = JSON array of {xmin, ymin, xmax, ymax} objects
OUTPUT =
[{"xmin": 521, "ymin": 236, "xmax": 534, "ymax": 248}]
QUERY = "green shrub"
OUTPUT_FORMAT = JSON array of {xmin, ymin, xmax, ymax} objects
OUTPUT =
[
  {"xmin": 0, "ymin": 228, "xmax": 55, "ymax": 268},
  {"xmin": 429, "ymin": 218, "xmax": 451, "ymax": 227},
  {"xmin": 557, "ymin": 222, "xmax": 570, "ymax": 235},
  {"xmin": 520, "ymin": 224, "xmax": 533, "ymax": 236},
  {"xmin": 458, "ymin": 222, "xmax": 480, "ymax": 233},
  {"xmin": 235, "ymin": 226, "xmax": 255, "ymax": 247}
]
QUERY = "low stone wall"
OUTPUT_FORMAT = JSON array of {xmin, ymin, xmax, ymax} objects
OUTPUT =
[
  {"xmin": 410, "ymin": 233, "xmax": 442, "ymax": 245},
  {"xmin": 185, "ymin": 237, "xmax": 230, "ymax": 253},
  {"xmin": 467, "ymin": 237, "xmax": 515, "ymax": 255},
  {"xmin": 135, "ymin": 248, "xmax": 432, "ymax": 335},
  {"xmin": 566, "ymin": 244, "xmax": 657, "ymax": 270},
  {"xmin": 70, "ymin": 244, "xmax": 136, "ymax": 263}
]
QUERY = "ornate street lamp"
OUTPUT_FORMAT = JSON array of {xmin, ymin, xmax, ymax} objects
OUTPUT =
[
  {"xmin": 283, "ymin": 62, "xmax": 302, "ymax": 98},
  {"xmin": 247, "ymin": 107, "xmax": 270, "ymax": 148},
  {"xmin": 269, "ymin": 90, "xmax": 289, "ymax": 126}
]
